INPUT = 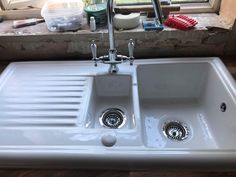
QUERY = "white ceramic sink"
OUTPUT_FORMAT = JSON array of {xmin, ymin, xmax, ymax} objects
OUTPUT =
[
  {"xmin": 137, "ymin": 62, "xmax": 236, "ymax": 150},
  {"xmin": 0, "ymin": 58, "xmax": 235, "ymax": 169}
]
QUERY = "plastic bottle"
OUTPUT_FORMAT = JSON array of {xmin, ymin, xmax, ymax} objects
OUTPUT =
[{"xmin": 90, "ymin": 16, "xmax": 96, "ymax": 32}]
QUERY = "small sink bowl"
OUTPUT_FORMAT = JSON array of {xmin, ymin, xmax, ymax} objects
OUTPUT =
[
  {"xmin": 137, "ymin": 60, "xmax": 236, "ymax": 150},
  {"xmin": 86, "ymin": 74, "xmax": 136, "ymax": 129},
  {"xmin": 84, "ymin": 74, "xmax": 143, "ymax": 147}
]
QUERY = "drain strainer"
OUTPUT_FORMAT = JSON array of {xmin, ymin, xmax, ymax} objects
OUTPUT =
[
  {"xmin": 163, "ymin": 120, "xmax": 189, "ymax": 141},
  {"xmin": 99, "ymin": 108, "xmax": 126, "ymax": 129}
]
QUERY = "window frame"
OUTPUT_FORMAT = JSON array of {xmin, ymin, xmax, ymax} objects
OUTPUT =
[
  {"xmin": 178, "ymin": 0, "xmax": 221, "ymax": 13},
  {"xmin": 116, "ymin": 0, "xmax": 221, "ymax": 13},
  {"xmin": 115, "ymin": 0, "xmax": 221, "ymax": 16},
  {"xmin": 0, "ymin": 0, "xmax": 221, "ymax": 20},
  {"xmin": 0, "ymin": 0, "xmax": 43, "ymax": 10},
  {"xmin": 1, "ymin": 0, "xmax": 31, "ymax": 10}
]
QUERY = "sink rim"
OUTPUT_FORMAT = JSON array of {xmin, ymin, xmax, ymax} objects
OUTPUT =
[{"xmin": 0, "ymin": 57, "xmax": 235, "ymax": 169}]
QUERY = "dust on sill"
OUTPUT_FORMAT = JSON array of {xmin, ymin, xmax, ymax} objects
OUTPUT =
[{"xmin": 0, "ymin": 13, "xmax": 232, "ymax": 36}]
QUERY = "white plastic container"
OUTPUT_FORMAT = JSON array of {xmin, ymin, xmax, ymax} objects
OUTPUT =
[
  {"xmin": 90, "ymin": 16, "xmax": 96, "ymax": 32},
  {"xmin": 41, "ymin": 0, "xmax": 84, "ymax": 32}
]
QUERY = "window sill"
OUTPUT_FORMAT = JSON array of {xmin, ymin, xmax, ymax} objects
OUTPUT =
[
  {"xmin": 0, "ymin": 13, "xmax": 234, "ymax": 61},
  {"xmin": 0, "ymin": 13, "xmax": 231, "ymax": 37}
]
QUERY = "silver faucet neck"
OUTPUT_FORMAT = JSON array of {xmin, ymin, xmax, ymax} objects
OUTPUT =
[
  {"xmin": 151, "ymin": 0, "xmax": 163, "ymax": 24},
  {"xmin": 90, "ymin": 0, "xmax": 135, "ymax": 73},
  {"xmin": 107, "ymin": 0, "xmax": 115, "ymax": 51}
]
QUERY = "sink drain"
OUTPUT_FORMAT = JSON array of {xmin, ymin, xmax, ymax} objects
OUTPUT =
[
  {"xmin": 163, "ymin": 120, "xmax": 189, "ymax": 141},
  {"xmin": 99, "ymin": 108, "xmax": 126, "ymax": 129}
]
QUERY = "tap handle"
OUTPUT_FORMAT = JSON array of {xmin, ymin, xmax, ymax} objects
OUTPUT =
[
  {"xmin": 91, "ymin": 40, "xmax": 97, "ymax": 60},
  {"xmin": 128, "ymin": 39, "xmax": 134, "ymax": 58},
  {"xmin": 128, "ymin": 39, "xmax": 134, "ymax": 65}
]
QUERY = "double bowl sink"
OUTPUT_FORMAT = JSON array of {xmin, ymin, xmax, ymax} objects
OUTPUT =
[{"xmin": 0, "ymin": 57, "xmax": 235, "ymax": 169}]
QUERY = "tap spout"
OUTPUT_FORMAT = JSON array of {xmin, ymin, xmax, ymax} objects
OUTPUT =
[
  {"xmin": 107, "ymin": 0, "xmax": 115, "ymax": 51},
  {"xmin": 151, "ymin": 0, "xmax": 163, "ymax": 24},
  {"xmin": 90, "ymin": 0, "xmax": 135, "ymax": 73}
]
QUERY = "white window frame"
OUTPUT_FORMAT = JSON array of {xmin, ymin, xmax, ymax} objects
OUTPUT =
[
  {"xmin": 1, "ymin": 0, "xmax": 33, "ymax": 10},
  {"xmin": 0, "ymin": 0, "xmax": 44, "ymax": 10},
  {"xmin": 0, "ymin": 0, "xmax": 221, "ymax": 20},
  {"xmin": 179, "ymin": 0, "xmax": 221, "ymax": 13}
]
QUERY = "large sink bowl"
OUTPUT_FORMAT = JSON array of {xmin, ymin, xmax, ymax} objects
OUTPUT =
[
  {"xmin": 137, "ymin": 61, "xmax": 236, "ymax": 150},
  {"xmin": 0, "ymin": 58, "xmax": 235, "ymax": 169}
]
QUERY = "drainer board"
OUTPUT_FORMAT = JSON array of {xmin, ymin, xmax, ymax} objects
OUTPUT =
[{"xmin": 0, "ymin": 62, "xmax": 94, "ymax": 146}]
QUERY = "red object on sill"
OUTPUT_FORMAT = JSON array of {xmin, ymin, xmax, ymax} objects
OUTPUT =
[{"xmin": 164, "ymin": 15, "xmax": 198, "ymax": 30}]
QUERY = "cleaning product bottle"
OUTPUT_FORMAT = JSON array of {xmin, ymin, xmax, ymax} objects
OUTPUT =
[{"xmin": 90, "ymin": 16, "xmax": 96, "ymax": 32}]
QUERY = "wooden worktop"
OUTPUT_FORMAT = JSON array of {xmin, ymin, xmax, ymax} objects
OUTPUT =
[
  {"xmin": 224, "ymin": 59, "xmax": 236, "ymax": 79},
  {"xmin": 0, "ymin": 58, "xmax": 235, "ymax": 176},
  {"xmin": 1, "ymin": 169, "xmax": 236, "ymax": 177}
]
